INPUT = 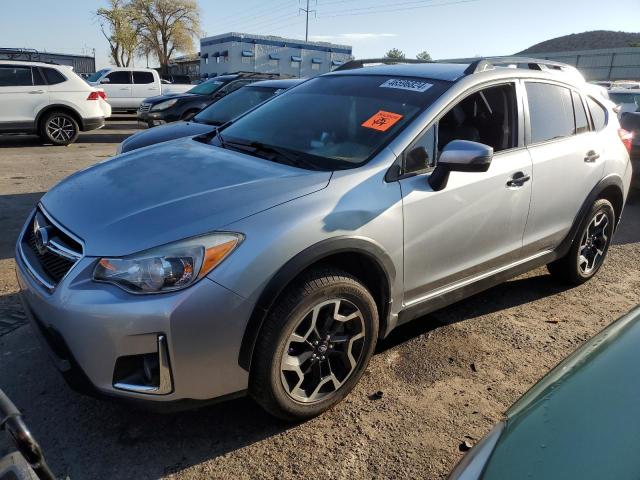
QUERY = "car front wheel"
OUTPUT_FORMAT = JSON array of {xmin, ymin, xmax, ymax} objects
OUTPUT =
[
  {"xmin": 250, "ymin": 268, "xmax": 378, "ymax": 420},
  {"xmin": 40, "ymin": 111, "xmax": 79, "ymax": 146}
]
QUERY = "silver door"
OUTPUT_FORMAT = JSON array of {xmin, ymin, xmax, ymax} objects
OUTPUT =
[
  {"xmin": 400, "ymin": 82, "xmax": 532, "ymax": 306},
  {"xmin": 522, "ymin": 82, "xmax": 605, "ymax": 254}
]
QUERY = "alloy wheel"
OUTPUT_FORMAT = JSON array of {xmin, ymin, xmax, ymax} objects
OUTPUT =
[
  {"xmin": 280, "ymin": 298, "xmax": 366, "ymax": 403},
  {"xmin": 47, "ymin": 116, "xmax": 75, "ymax": 142},
  {"xmin": 578, "ymin": 211, "xmax": 610, "ymax": 275}
]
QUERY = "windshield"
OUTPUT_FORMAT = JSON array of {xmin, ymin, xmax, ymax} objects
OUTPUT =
[
  {"xmin": 194, "ymin": 86, "xmax": 279, "ymax": 126},
  {"xmin": 218, "ymin": 75, "xmax": 449, "ymax": 170},
  {"xmin": 188, "ymin": 80, "xmax": 225, "ymax": 95},
  {"xmin": 86, "ymin": 68, "xmax": 110, "ymax": 83},
  {"xmin": 609, "ymin": 92, "xmax": 640, "ymax": 108}
]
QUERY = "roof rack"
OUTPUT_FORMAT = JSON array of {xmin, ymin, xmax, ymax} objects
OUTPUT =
[
  {"xmin": 333, "ymin": 58, "xmax": 431, "ymax": 72},
  {"xmin": 461, "ymin": 56, "xmax": 581, "ymax": 78}
]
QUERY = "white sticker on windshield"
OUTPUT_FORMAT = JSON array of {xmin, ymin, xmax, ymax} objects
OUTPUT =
[{"xmin": 380, "ymin": 78, "xmax": 432, "ymax": 93}]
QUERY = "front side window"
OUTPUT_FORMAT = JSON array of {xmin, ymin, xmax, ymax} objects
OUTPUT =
[
  {"xmin": 133, "ymin": 71, "xmax": 154, "ymax": 84},
  {"xmin": 404, "ymin": 83, "xmax": 517, "ymax": 174},
  {"xmin": 526, "ymin": 82, "xmax": 574, "ymax": 144},
  {"xmin": 105, "ymin": 71, "xmax": 132, "ymax": 84},
  {"xmin": 0, "ymin": 66, "xmax": 32, "ymax": 86},
  {"xmin": 218, "ymin": 75, "xmax": 450, "ymax": 170},
  {"xmin": 85, "ymin": 68, "xmax": 109, "ymax": 83},
  {"xmin": 194, "ymin": 86, "xmax": 278, "ymax": 126}
]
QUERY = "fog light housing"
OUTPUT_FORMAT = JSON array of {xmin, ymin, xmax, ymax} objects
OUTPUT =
[{"xmin": 112, "ymin": 335, "xmax": 173, "ymax": 395}]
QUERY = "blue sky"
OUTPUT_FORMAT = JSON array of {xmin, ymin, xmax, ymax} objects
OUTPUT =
[{"xmin": 0, "ymin": 0, "xmax": 638, "ymax": 69}]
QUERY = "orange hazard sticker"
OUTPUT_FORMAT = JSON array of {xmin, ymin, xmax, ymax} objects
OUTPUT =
[{"xmin": 361, "ymin": 110, "xmax": 403, "ymax": 132}]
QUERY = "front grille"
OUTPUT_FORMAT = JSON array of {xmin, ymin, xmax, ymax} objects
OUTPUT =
[
  {"xmin": 139, "ymin": 103, "xmax": 151, "ymax": 113},
  {"xmin": 25, "ymin": 228, "xmax": 76, "ymax": 283},
  {"xmin": 20, "ymin": 208, "xmax": 83, "ymax": 288}
]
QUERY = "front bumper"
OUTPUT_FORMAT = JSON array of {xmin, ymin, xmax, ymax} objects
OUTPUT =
[
  {"xmin": 137, "ymin": 109, "xmax": 174, "ymax": 127},
  {"xmin": 15, "ymin": 248, "xmax": 251, "ymax": 406}
]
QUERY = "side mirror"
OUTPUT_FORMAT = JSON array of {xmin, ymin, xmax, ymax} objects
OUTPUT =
[
  {"xmin": 428, "ymin": 140, "xmax": 493, "ymax": 191},
  {"xmin": 100, "ymin": 77, "xmax": 111, "ymax": 84}
]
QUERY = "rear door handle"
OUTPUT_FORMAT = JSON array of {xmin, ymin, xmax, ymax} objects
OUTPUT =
[
  {"xmin": 584, "ymin": 150, "xmax": 600, "ymax": 163},
  {"xmin": 507, "ymin": 171, "xmax": 531, "ymax": 188}
]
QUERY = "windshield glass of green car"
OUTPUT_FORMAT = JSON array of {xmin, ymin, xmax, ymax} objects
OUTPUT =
[
  {"xmin": 219, "ymin": 75, "xmax": 449, "ymax": 169},
  {"xmin": 194, "ymin": 86, "xmax": 279, "ymax": 126},
  {"xmin": 188, "ymin": 80, "xmax": 225, "ymax": 95}
]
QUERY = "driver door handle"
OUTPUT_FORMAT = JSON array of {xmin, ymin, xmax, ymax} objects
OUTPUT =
[
  {"xmin": 507, "ymin": 171, "xmax": 531, "ymax": 188},
  {"xmin": 584, "ymin": 150, "xmax": 600, "ymax": 163},
  {"xmin": 28, "ymin": 90, "xmax": 45, "ymax": 94}
]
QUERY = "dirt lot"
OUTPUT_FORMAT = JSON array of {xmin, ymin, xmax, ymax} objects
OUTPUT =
[{"xmin": 1, "ymin": 118, "xmax": 639, "ymax": 480}]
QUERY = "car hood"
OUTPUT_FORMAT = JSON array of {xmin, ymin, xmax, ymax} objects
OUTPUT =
[
  {"xmin": 41, "ymin": 138, "xmax": 332, "ymax": 257},
  {"xmin": 144, "ymin": 92, "xmax": 200, "ymax": 104},
  {"xmin": 121, "ymin": 121, "xmax": 214, "ymax": 153}
]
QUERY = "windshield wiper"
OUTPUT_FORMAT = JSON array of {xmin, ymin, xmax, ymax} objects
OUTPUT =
[{"xmin": 224, "ymin": 140, "xmax": 320, "ymax": 170}]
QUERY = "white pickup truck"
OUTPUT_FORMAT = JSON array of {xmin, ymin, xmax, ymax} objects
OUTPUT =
[{"xmin": 86, "ymin": 67, "xmax": 192, "ymax": 111}]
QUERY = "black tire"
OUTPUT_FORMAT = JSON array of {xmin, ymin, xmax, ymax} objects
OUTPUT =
[
  {"xmin": 249, "ymin": 268, "xmax": 379, "ymax": 421},
  {"xmin": 547, "ymin": 198, "xmax": 615, "ymax": 284},
  {"xmin": 40, "ymin": 111, "xmax": 79, "ymax": 146}
]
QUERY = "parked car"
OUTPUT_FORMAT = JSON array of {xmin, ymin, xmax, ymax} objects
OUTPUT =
[
  {"xmin": 118, "ymin": 78, "xmax": 302, "ymax": 154},
  {"xmin": 85, "ymin": 67, "xmax": 192, "ymax": 111},
  {"xmin": 448, "ymin": 305, "xmax": 640, "ymax": 480},
  {"xmin": 137, "ymin": 72, "xmax": 285, "ymax": 128},
  {"xmin": 608, "ymin": 88, "xmax": 640, "ymax": 115},
  {"xmin": 0, "ymin": 60, "xmax": 111, "ymax": 146},
  {"xmin": 620, "ymin": 112, "xmax": 640, "ymax": 187},
  {"xmin": 15, "ymin": 57, "xmax": 632, "ymax": 420}
]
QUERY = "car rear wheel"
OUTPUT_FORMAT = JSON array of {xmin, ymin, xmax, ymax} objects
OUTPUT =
[
  {"xmin": 250, "ymin": 268, "xmax": 378, "ymax": 420},
  {"xmin": 40, "ymin": 111, "xmax": 79, "ymax": 146},
  {"xmin": 548, "ymin": 198, "xmax": 615, "ymax": 284}
]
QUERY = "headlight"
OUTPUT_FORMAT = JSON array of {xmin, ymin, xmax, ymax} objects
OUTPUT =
[
  {"xmin": 93, "ymin": 233, "xmax": 243, "ymax": 294},
  {"xmin": 151, "ymin": 99, "xmax": 178, "ymax": 111}
]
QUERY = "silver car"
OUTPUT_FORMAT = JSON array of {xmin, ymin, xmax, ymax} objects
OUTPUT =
[{"xmin": 16, "ymin": 57, "xmax": 633, "ymax": 420}]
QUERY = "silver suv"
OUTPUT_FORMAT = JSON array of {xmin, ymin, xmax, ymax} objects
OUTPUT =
[{"xmin": 16, "ymin": 58, "xmax": 633, "ymax": 420}]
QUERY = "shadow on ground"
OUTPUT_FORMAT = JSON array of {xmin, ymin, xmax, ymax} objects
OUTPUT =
[{"xmin": 0, "ymin": 192, "xmax": 44, "ymax": 260}]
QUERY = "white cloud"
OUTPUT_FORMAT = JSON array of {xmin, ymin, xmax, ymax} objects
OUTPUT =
[{"xmin": 310, "ymin": 33, "xmax": 397, "ymax": 42}]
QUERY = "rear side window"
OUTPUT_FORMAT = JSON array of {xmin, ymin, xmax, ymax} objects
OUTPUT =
[
  {"xmin": 133, "ymin": 71, "xmax": 154, "ymax": 84},
  {"xmin": 105, "ymin": 71, "xmax": 131, "ymax": 84},
  {"xmin": 587, "ymin": 97, "xmax": 607, "ymax": 131},
  {"xmin": 42, "ymin": 67, "xmax": 66, "ymax": 85},
  {"xmin": 0, "ymin": 65, "xmax": 32, "ymax": 86},
  {"xmin": 526, "ymin": 82, "xmax": 574, "ymax": 144},
  {"xmin": 572, "ymin": 91, "xmax": 589, "ymax": 134}
]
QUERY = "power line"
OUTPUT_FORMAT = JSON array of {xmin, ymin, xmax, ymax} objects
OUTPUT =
[{"xmin": 318, "ymin": 0, "xmax": 477, "ymax": 18}]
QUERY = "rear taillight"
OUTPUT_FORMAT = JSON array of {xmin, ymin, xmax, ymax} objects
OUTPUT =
[
  {"xmin": 618, "ymin": 128, "xmax": 633, "ymax": 154},
  {"xmin": 87, "ymin": 91, "xmax": 107, "ymax": 100}
]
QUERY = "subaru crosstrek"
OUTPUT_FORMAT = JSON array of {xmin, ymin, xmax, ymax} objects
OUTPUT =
[{"xmin": 16, "ymin": 58, "xmax": 633, "ymax": 420}]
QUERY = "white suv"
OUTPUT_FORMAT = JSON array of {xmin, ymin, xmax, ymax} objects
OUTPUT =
[{"xmin": 0, "ymin": 61, "xmax": 111, "ymax": 146}]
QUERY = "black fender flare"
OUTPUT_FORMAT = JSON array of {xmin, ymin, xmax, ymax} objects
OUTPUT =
[
  {"xmin": 35, "ymin": 104, "xmax": 84, "ymax": 131},
  {"xmin": 238, "ymin": 236, "xmax": 396, "ymax": 371},
  {"xmin": 555, "ymin": 174, "xmax": 625, "ymax": 259}
]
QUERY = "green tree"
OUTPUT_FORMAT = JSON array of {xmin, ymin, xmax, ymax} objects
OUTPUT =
[
  {"xmin": 131, "ymin": 0, "xmax": 201, "ymax": 73},
  {"xmin": 95, "ymin": 0, "xmax": 140, "ymax": 67},
  {"xmin": 416, "ymin": 50, "xmax": 432, "ymax": 61},
  {"xmin": 384, "ymin": 48, "xmax": 405, "ymax": 59}
]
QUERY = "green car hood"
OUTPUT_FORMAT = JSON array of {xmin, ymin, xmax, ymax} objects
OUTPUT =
[{"xmin": 481, "ymin": 305, "xmax": 640, "ymax": 479}]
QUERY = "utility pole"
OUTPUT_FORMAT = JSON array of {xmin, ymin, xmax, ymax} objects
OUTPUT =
[{"xmin": 299, "ymin": 0, "xmax": 316, "ymax": 42}]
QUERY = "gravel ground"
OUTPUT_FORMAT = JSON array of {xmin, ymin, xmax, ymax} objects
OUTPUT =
[{"xmin": 0, "ymin": 118, "xmax": 639, "ymax": 479}]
